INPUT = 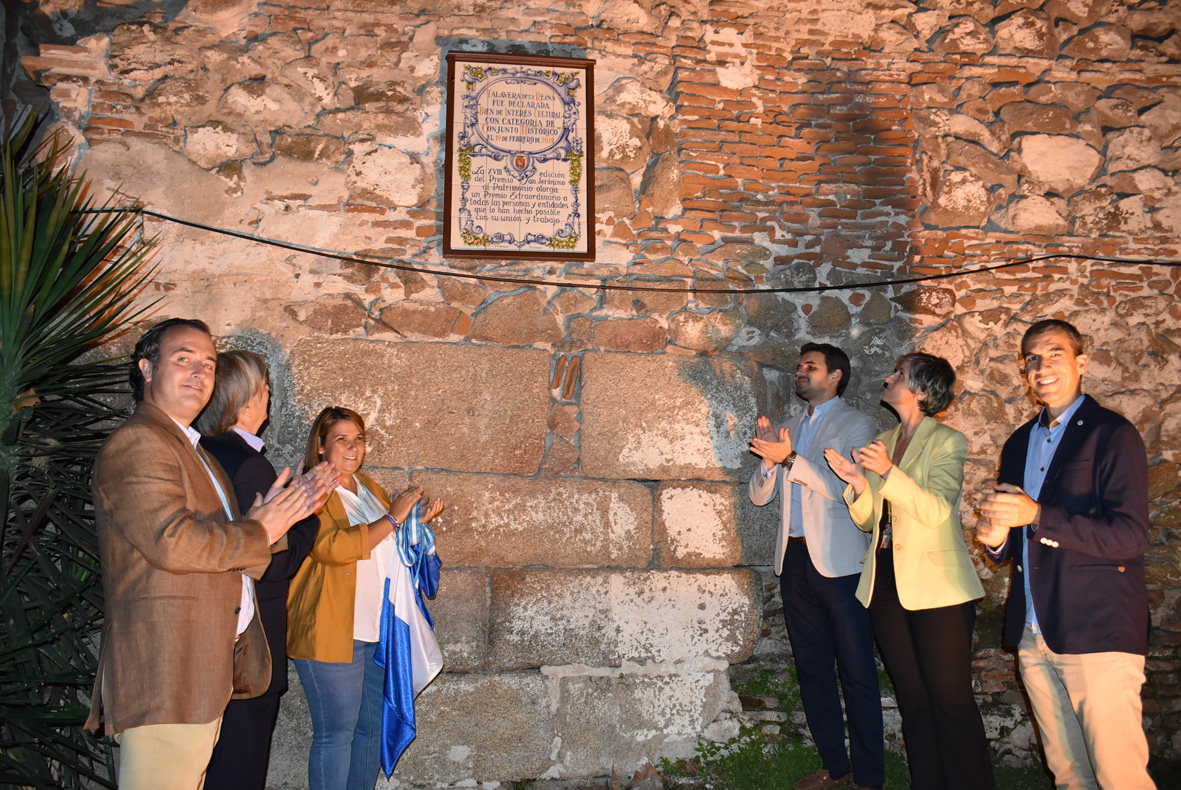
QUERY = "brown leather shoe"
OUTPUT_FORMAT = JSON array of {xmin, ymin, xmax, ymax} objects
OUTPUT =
[{"xmin": 792, "ymin": 768, "xmax": 853, "ymax": 790}]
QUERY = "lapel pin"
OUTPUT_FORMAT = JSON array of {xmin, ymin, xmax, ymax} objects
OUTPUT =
[{"xmin": 1076, "ymin": 420, "xmax": 1083, "ymax": 426}]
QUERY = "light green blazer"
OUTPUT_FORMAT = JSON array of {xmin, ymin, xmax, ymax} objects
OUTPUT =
[{"xmin": 844, "ymin": 416, "xmax": 985, "ymax": 610}]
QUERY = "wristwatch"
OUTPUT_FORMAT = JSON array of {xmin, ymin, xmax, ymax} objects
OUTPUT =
[{"xmin": 784, "ymin": 452, "xmax": 798, "ymax": 472}]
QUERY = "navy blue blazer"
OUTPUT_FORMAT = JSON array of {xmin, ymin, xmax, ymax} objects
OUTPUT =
[
  {"xmin": 200, "ymin": 430, "xmax": 319, "ymax": 694},
  {"xmin": 990, "ymin": 395, "xmax": 1151, "ymax": 656}
]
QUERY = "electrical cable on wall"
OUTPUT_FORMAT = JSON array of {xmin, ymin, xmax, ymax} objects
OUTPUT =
[{"xmin": 91, "ymin": 207, "xmax": 1181, "ymax": 295}]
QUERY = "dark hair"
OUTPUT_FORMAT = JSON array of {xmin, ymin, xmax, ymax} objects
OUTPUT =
[
  {"xmin": 800, "ymin": 342, "xmax": 852, "ymax": 396},
  {"xmin": 130, "ymin": 318, "xmax": 213, "ymax": 401},
  {"xmin": 1021, "ymin": 319, "xmax": 1085, "ymax": 358},
  {"xmin": 306, "ymin": 406, "xmax": 366, "ymax": 469},
  {"xmin": 899, "ymin": 352, "xmax": 956, "ymax": 415},
  {"xmin": 198, "ymin": 350, "xmax": 269, "ymax": 436}
]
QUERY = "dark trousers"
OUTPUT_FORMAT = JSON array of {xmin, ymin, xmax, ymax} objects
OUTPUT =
[
  {"xmin": 782, "ymin": 540, "xmax": 885, "ymax": 789},
  {"xmin": 869, "ymin": 549, "xmax": 995, "ymax": 790},
  {"xmin": 204, "ymin": 688, "xmax": 282, "ymax": 790}
]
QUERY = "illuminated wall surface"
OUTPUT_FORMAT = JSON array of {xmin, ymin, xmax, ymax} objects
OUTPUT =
[{"xmin": 15, "ymin": 0, "xmax": 1181, "ymax": 784}]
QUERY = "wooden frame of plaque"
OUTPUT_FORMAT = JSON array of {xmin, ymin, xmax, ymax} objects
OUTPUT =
[{"xmin": 443, "ymin": 52, "xmax": 596, "ymax": 261}]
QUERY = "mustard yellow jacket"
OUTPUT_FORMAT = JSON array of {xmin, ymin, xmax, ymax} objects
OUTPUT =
[
  {"xmin": 287, "ymin": 472, "xmax": 391, "ymax": 663},
  {"xmin": 844, "ymin": 417, "xmax": 985, "ymax": 610}
]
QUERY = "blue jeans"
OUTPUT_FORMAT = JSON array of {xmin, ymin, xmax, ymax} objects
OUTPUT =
[{"xmin": 295, "ymin": 640, "xmax": 384, "ymax": 790}]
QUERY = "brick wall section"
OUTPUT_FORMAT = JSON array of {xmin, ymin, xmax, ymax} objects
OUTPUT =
[{"xmin": 18, "ymin": 0, "xmax": 1181, "ymax": 782}]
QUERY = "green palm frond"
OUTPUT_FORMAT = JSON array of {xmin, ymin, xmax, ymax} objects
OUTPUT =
[{"xmin": 1, "ymin": 108, "xmax": 159, "ymax": 789}]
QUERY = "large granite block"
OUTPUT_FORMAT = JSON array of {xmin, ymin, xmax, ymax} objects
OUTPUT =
[
  {"xmin": 385, "ymin": 672, "xmax": 557, "ymax": 784},
  {"xmin": 549, "ymin": 663, "xmax": 737, "ymax": 777},
  {"xmin": 654, "ymin": 481, "xmax": 744, "ymax": 567},
  {"xmin": 415, "ymin": 472, "xmax": 653, "ymax": 568},
  {"xmin": 489, "ymin": 569, "xmax": 760, "ymax": 669},
  {"xmin": 290, "ymin": 339, "xmax": 550, "ymax": 474},
  {"xmin": 269, "ymin": 669, "xmax": 557, "ymax": 787},
  {"xmin": 580, "ymin": 352, "xmax": 762, "ymax": 482},
  {"xmin": 736, "ymin": 486, "xmax": 780, "ymax": 569},
  {"xmin": 427, "ymin": 567, "xmax": 489, "ymax": 672}
]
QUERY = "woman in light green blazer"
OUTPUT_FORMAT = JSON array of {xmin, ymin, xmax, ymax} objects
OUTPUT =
[{"xmin": 825, "ymin": 353, "xmax": 993, "ymax": 790}]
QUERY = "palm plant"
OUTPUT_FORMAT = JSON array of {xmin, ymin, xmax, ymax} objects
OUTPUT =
[{"xmin": 0, "ymin": 109, "xmax": 158, "ymax": 788}]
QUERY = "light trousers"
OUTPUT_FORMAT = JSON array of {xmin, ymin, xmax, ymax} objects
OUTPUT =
[
  {"xmin": 116, "ymin": 718, "xmax": 222, "ymax": 790},
  {"xmin": 1018, "ymin": 628, "xmax": 1155, "ymax": 790}
]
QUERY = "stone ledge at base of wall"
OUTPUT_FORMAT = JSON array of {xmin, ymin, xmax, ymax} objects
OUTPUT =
[
  {"xmin": 268, "ymin": 660, "xmax": 741, "ymax": 788},
  {"xmin": 732, "ymin": 661, "xmax": 1040, "ymax": 771}
]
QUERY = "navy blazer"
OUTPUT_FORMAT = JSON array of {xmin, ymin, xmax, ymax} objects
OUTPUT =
[
  {"xmin": 200, "ymin": 430, "xmax": 320, "ymax": 694},
  {"xmin": 991, "ymin": 395, "xmax": 1150, "ymax": 656}
]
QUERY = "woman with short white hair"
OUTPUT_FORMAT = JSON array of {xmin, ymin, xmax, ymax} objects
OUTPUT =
[{"xmin": 198, "ymin": 349, "xmax": 327, "ymax": 790}]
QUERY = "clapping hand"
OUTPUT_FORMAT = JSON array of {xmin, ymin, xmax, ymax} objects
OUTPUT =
[
  {"xmin": 295, "ymin": 460, "xmax": 340, "ymax": 512},
  {"xmin": 390, "ymin": 485, "xmax": 425, "ymax": 524},
  {"xmin": 749, "ymin": 415, "xmax": 793, "ymax": 469},
  {"xmin": 856, "ymin": 440, "xmax": 892, "ymax": 477},
  {"xmin": 387, "ymin": 488, "xmax": 445, "ymax": 528},
  {"xmin": 977, "ymin": 483, "xmax": 1039, "ymax": 548},
  {"xmin": 251, "ymin": 467, "xmax": 320, "ymax": 544},
  {"xmin": 975, "ymin": 517, "xmax": 1009, "ymax": 549},
  {"xmin": 824, "ymin": 447, "xmax": 867, "ymax": 497},
  {"xmin": 417, "ymin": 495, "xmax": 445, "ymax": 524}
]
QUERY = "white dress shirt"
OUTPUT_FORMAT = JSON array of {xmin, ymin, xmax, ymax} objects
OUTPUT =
[
  {"xmin": 338, "ymin": 478, "xmax": 395, "ymax": 643},
  {"xmin": 174, "ymin": 417, "xmax": 254, "ymax": 635}
]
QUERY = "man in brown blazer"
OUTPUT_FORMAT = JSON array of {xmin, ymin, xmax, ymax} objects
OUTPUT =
[{"xmin": 85, "ymin": 318, "xmax": 326, "ymax": 790}]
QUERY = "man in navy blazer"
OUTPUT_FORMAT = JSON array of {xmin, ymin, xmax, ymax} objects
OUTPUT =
[{"xmin": 978, "ymin": 319, "xmax": 1155, "ymax": 790}]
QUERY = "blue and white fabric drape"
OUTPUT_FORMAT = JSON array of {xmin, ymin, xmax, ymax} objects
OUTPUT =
[{"xmin": 375, "ymin": 500, "xmax": 443, "ymax": 776}]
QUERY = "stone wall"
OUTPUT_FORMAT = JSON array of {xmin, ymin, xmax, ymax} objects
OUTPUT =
[{"xmin": 16, "ymin": 0, "xmax": 1181, "ymax": 785}]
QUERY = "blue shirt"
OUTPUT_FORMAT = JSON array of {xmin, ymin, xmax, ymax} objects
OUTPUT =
[
  {"xmin": 787, "ymin": 397, "xmax": 838, "ymax": 538},
  {"xmin": 1021, "ymin": 394, "xmax": 1085, "ymax": 633}
]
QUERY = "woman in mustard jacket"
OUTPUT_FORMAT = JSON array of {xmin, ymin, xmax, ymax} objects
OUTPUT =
[
  {"xmin": 287, "ymin": 406, "xmax": 443, "ymax": 790},
  {"xmin": 825, "ymin": 353, "xmax": 993, "ymax": 790}
]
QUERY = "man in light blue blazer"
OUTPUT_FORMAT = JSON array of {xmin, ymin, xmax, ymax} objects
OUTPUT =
[{"xmin": 749, "ymin": 343, "xmax": 882, "ymax": 790}]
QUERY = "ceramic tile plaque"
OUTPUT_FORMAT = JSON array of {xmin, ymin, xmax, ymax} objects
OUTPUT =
[{"xmin": 444, "ymin": 52, "xmax": 595, "ymax": 261}]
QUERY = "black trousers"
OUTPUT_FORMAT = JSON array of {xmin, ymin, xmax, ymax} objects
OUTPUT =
[
  {"xmin": 204, "ymin": 688, "xmax": 282, "ymax": 790},
  {"xmin": 869, "ymin": 548, "xmax": 995, "ymax": 790},
  {"xmin": 782, "ymin": 540, "xmax": 885, "ymax": 789}
]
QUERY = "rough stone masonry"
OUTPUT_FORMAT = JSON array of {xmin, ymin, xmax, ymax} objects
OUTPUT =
[{"xmin": 12, "ymin": 0, "xmax": 1181, "ymax": 785}]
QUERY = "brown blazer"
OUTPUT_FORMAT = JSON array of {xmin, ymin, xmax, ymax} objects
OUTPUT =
[{"xmin": 86, "ymin": 401, "xmax": 281, "ymax": 734}]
